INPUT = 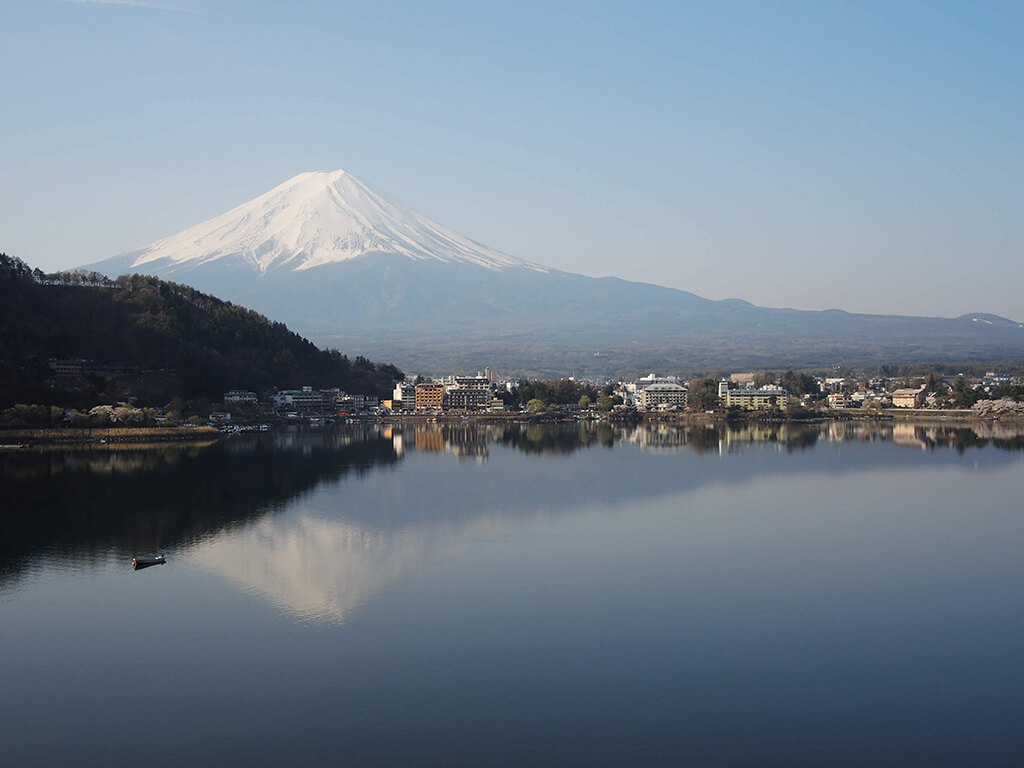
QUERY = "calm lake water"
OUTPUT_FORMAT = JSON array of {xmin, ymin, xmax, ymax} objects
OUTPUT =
[{"xmin": 2, "ymin": 421, "xmax": 1023, "ymax": 767}]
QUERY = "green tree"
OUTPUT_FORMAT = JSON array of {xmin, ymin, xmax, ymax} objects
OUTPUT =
[
  {"xmin": 1, "ymin": 403, "xmax": 49, "ymax": 426},
  {"xmin": 950, "ymin": 378, "xmax": 986, "ymax": 408},
  {"xmin": 780, "ymin": 371, "xmax": 819, "ymax": 396},
  {"xmin": 688, "ymin": 378, "xmax": 721, "ymax": 411},
  {"xmin": 1, "ymin": 257, "xmax": 405, "ymax": 410}
]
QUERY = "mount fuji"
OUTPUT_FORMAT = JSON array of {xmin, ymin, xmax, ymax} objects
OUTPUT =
[
  {"xmin": 87, "ymin": 170, "xmax": 1023, "ymax": 375},
  {"xmin": 101, "ymin": 170, "xmax": 543, "ymax": 276}
]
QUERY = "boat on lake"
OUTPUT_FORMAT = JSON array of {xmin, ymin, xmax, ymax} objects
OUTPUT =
[{"xmin": 131, "ymin": 555, "xmax": 166, "ymax": 570}]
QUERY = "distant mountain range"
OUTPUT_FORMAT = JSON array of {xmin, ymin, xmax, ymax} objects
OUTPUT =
[{"xmin": 87, "ymin": 170, "xmax": 1024, "ymax": 376}]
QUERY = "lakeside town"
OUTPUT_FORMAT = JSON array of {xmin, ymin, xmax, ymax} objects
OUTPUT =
[
  {"xmin": 232, "ymin": 367, "xmax": 1024, "ymax": 422},
  {"xmin": 6, "ymin": 359, "xmax": 1024, "ymax": 432}
]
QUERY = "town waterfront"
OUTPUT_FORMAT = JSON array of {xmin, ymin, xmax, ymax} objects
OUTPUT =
[{"xmin": 2, "ymin": 421, "xmax": 1023, "ymax": 767}]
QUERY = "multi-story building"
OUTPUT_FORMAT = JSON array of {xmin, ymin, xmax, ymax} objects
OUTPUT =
[
  {"xmin": 718, "ymin": 381, "xmax": 789, "ymax": 410},
  {"xmin": 49, "ymin": 359, "xmax": 85, "ymax": 377},
  {"xmin": 891, "ymin": 386, "xmax": 926, "ymax": 408},
  {"xmin": 272, "ymin": 386, "xmax": 322, "ymax": 411},
  {"xmin": 355, "ymin": 394, "xmax": 379, "ymax": 410},
  {"xmin": 414, "ymin": 382, "xmax": 446, "ymax": 412},
  {"xmin": 827, "ymin": 393, "xmax": 853, "ymax": 408},
  {"xmin": 446, "ymin": 389, "xmax": 483, "ymax": 411},
  {"xmin": 621, "ymin": 373, "xmax": 682, "ymax": 406},
  {"xmin": 224, "ymin": 390, "xmax": 258, "ymax": 406},
  {"xmin": 639, "ymin": 382, "xmax": 688, "ymax": 410},
  {"xmin": 446, "ymin": 376, "xmax": 493, "ymax": 411},
  {"xmin": 453, "ymin": 375, "xmax": 490, "ymax": 391},
  {"xmin": 393, "ymin": 382, "xmax": 416, "ymax": 412},
  {"xmin": 320, "ymin": 388, "xmax": 342, "ymax": 411}
]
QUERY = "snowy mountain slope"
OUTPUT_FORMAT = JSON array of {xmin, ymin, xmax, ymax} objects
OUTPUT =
[
  {"xmin": 84, "ymin": 171, "xmax": 1023, "ymax": 375},
  {"xmin": 111, "ymin": 170, "xmax": 543, "ymax": 275}
]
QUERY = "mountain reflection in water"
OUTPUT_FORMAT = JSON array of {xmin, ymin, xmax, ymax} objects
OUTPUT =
[
  {"xmin": 0, "ymin": 427, "xmax": 399, "ymax": 585},
  {"xmin": 4, "ymin": 418, "xmax": 1024, "ymax": 768},
  {"xmin": 189, "ymin": 512, "xmax": 507, "ymax": 624},
  {"xmin": 3, "ymin": 420, "xmax": 1022, "ymax": 605}
]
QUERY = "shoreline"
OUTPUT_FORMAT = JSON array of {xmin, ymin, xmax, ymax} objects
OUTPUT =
[
  {"xmin": 642, "ymin": 408, "xmax": 1024, "ymax": 426},
  {"xmin": 2, "ymin": 409, "xmax": 1022, "ymax": 449},
  {"xmin": 0, "ymin": 425, "xmax": 220, "ymax": 449}
]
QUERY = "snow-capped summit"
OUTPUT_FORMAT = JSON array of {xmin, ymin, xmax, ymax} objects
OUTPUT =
[{"xmin": 120, "ymin": 169, "xmax": 544, "ymax": 275}]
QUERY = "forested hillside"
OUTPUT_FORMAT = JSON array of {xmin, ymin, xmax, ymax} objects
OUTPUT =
[{"xmin": 0, "ymin": 253, "xmax": 402, "ymax": 408}]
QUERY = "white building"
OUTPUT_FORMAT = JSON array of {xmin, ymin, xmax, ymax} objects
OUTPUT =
[
  {"xmin": 639, "ymin": 382, "xmax": 688, "ymax": 410},
  {"xmin": 224, "ymin": 390, "xmax": 258, "ymax": 406},
  {"xmin": 445, "ymin": 376, "xmax": 492, "ymax": 411},
  {"xmin": 272, "ymin": 386, "xmax": 321, "ymax": 410},
  {"xmin": 622, "ymin": 373, "xmax": 682, "ymax": 406},
  {"xmin": 393, "ymin": 382, "xmax": 416, "ymax": 412}
]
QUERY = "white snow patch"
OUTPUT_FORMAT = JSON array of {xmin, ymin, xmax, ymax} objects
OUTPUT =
[{"xmin": 128, "ymin": 170, "xmax": 545, "ymax": 274}]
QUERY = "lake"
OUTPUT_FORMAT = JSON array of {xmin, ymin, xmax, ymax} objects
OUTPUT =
[{"xmin": 2, "ymin": 421, "xmax": 1023, "ymax": 767}]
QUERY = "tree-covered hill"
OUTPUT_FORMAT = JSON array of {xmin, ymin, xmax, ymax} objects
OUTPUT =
[{"xmin": 0, "ymin": 253, "xmax": 403, "ymax": 408}]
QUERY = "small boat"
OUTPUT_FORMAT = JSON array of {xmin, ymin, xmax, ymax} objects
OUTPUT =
[{"xmin": 131, "ymin": 555, "xmax": 166, "ymax": 570}]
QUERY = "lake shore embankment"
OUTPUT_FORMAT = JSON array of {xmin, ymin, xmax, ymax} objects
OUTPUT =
[{"xmin": 0, "ymin": 425, "xmax": 220, "ymax": 449}]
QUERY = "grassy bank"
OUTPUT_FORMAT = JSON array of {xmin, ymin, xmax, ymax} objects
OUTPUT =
[{"xmin": 0, "ymin": 425, "xmax": 220, "ymax": 448}]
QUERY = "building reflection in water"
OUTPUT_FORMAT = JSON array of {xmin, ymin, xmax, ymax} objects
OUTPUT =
[
  {"xmin": 5, "ymin": 419, "xmax": 1022, "ymax": 619},
  {"xmin": 184, "ymin": 419, "xmax": 1024, "ymax": 623},
  {"xmin": 386, "ymin": 424, "xmax": 493, "ymax": 461},
  {"xmin": 376, "ymin": 419, "xmax": 1024, "ymax": 461}
]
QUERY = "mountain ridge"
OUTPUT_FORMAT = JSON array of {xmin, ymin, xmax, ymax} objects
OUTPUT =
[
  {"xmin": 0, "ymin": 253, "xmax": 403, "ymax": 408},
  {"xmin": 85, "ymin": 171, "xmax": 1024, "ymax": 375}
]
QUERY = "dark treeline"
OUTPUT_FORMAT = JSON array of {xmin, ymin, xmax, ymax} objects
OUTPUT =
[
  {"xmin": 504, "ymin": 378, "xmax": 619, "ymax": 410},
  {"xmin": 873, "ymin": 361, "xmax": 1024, "ymax": 378},
  {"xmin": 513, "ymin": 378, "xmax": 600, "ymax": 406},
  {"xmin": 0, "ymin": 253, "xmax": 403, "ymax": 409}
]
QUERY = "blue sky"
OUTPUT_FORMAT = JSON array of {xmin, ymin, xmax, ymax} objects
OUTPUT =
[{"xmin": 3, "ymin": 0, "xmax": 1022, "ymax": 319}]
